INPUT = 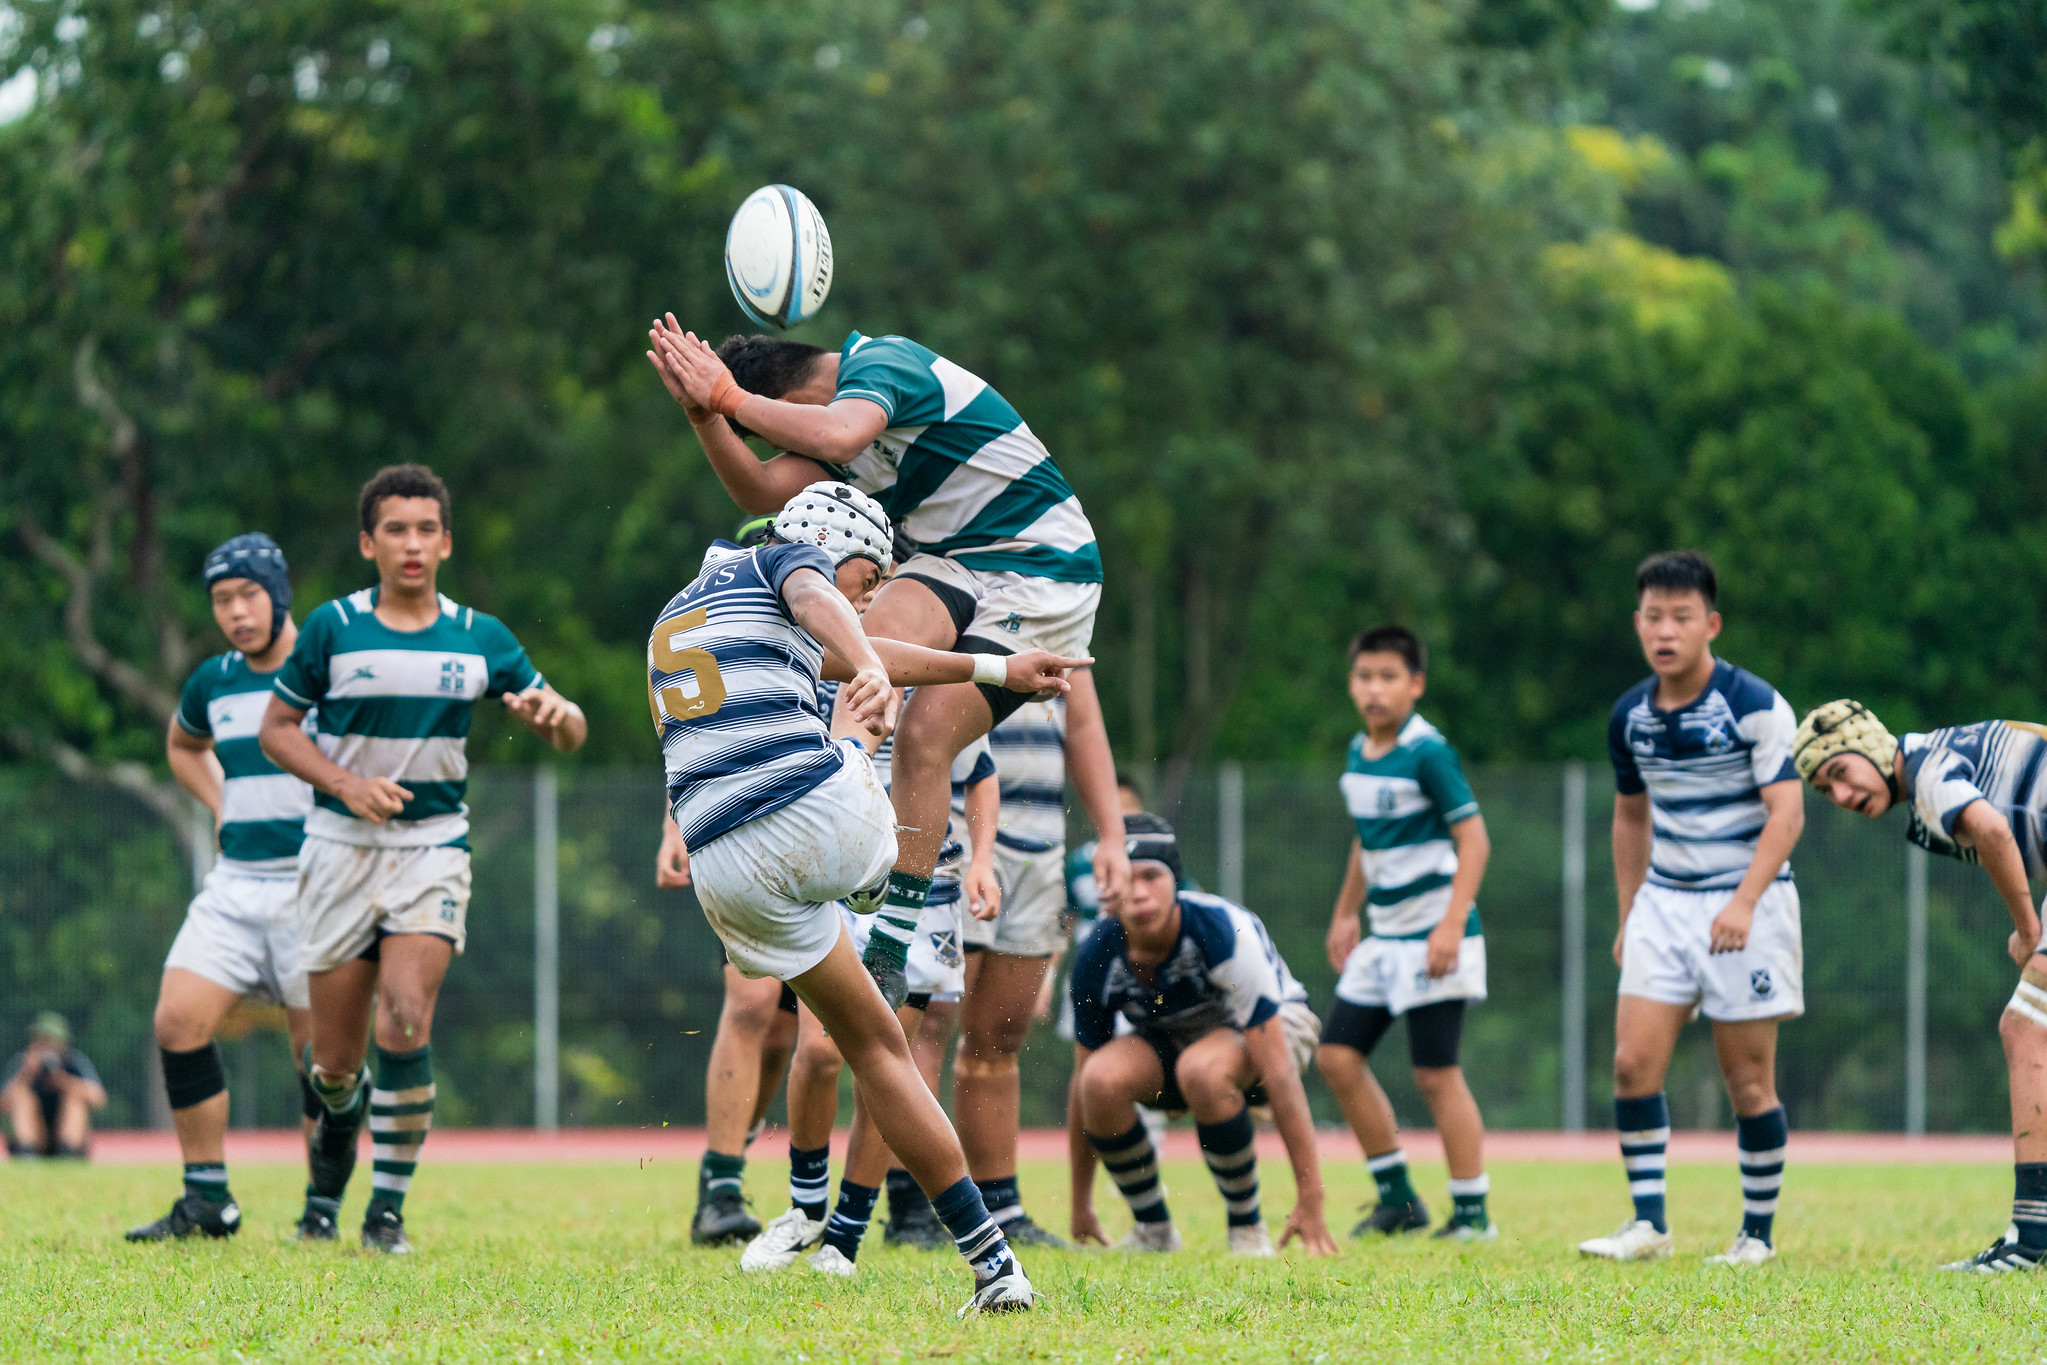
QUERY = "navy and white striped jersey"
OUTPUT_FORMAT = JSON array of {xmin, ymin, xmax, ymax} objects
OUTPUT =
[
  {"xmin": 1069, "ymin": 891, "xmax": 1308, "ymax": 1050},
  {"xmin": 1609, "ymin": 659, "xmax": 1798, "ymax": 892},
  {"xmin": 989, "ymin": 698, "xmax": 1066, "ymax": 853},
  {"xmin": 1901, "ymin": 721, "xmax": 2047, "ymax": 876},
  {"xmin": 651, "ymin": 541, "xmax": 843, "ymax": 851}
]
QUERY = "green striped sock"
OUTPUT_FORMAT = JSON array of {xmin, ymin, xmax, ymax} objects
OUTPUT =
[
  {"xmin": 871, "ymin": 871, "xmax": 930, "ymax": 948},
  {"xmin": 366, "ymin": 1044, "xmax": 434, "ymax": 1219}
]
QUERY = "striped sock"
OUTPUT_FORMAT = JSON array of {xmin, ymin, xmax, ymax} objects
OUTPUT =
[
  {"xmin": 822, "ymin": 1179, "xmax": 879, "ymax": 1262},
  {"xmin": 183, "ymin": 1162, "xmax": 230, "ymax": 1205},
  {"xmin": 931, "ymin": 1177, "xmax": 1016, "ymax": 1283},
  {"xmin": 1448, "ymin": 1173, "xmax": 1490, "ymax": 1225},
  {"xmin": 304, "ymin": 1189, "xmax": 340, "ymax": 1221},
  {"xmin": 701, "ymin": 1149, "xmax": 745, "ymax": 1199},
  {"xmin": 1368, "ymin": 1149, "xmax": 1418, "ymax": 1206},
  {"xmin": 1089, "ymin": 1122, "xmax": 1171, "ymax": 1223},
  {"xmin": 976, "ymin": 1175, "xmax": 1023, "ymax": 1226},
  {"xmin": 872, "ymin": 872, "xmax": 929, "ymax": 948},
  {"xmin": 2015, "ymin": 1163, "xmax": 2047, "ymax": 1251},
  {"xmin": 790, "ymin": 1144, "xmax": 831, "ymax": 1221},
  {"xmin": 365, "ymin": 1044, "xmax": 433, "ymax": 1219},
  {"xmin": 1737, "ymin": 1106, "xmax": 1787, "ymax": 1245},
  {"xmin": 1197, "ymin": 1109, "xmax": 1261, "ymax": 1228},
  {"xmin": 1616, "ymin": 1093, "xmax": 1670, "ymax": 1233}
]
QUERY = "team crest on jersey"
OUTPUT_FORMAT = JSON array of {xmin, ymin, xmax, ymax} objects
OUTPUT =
[
  {"xmin": 438, "ymin": 659, "xmax": 467, "ymax": 693},
  {"xmin": 1703, "ymin": 720, "xmax": 1732, "ymax": 753},
  {"xmin": 351, "ymin": 665, "xmax": 376, "ymax": 682},
  {"xmin": 931, "ymin": 929, "xmax": 962, "ymax": 969},
  {"xmin": 1000, "ymin": 612, "xmax": 1023, "ymax": 634},
  {"xmin": 1750, "ymin": 968, "xmax": 1774, "ymax": 998},
  {"xmin": 1377, "ymin": 787, "xmax": 1398, "ymax": 815}
]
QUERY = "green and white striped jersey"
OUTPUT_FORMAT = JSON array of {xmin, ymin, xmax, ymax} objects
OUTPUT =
[
  {"xmin": 1340, "ymin": 713, "xmax": 1482, "ymax": 939},
  {"xmin": 273, "ymin": 589, "xmax": 541, "ymax": 849},
  {"xmin": 832, "ymin": 331, "xmax": 1101, "ymax": 583},
  {"xmin": 176, "ymin": 652, "xmax": 314, "ymax": 873}
]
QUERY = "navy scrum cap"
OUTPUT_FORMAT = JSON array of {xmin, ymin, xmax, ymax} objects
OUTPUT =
[
  {"xmin": 202, "ymin": 533, "xmax": 292, "ymax": 645},
  {"xmin": 1123, "ymin": 811, "xmax": 1182, "ymax": 884}
]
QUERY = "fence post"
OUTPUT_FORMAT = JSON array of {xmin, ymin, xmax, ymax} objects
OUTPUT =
[
  {"xmin": 1561, "ymin": 760, "xmax": 1587, "ymax": 1133},
  {"xmin": 1906, "ymin": 844, "xmax": 1928, "ymax": 1136},
  {"xmin": 534, "ymin": 766, "xmax": 560, "ymax": 1134},
  {"xmin": 1218, "ymin": 761, "xmax": 1245, "ymax": 904}
]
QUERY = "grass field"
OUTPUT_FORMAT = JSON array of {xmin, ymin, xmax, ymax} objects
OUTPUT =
[{"xmin": 1, "ymin": 1155, "xmax": 2036, "ymax": 1361}]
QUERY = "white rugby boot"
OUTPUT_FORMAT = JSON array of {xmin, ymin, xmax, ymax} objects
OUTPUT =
[
  {"xmin": 1705, "ymin": 1233, "xmax": 1775, "ymax": 1267},
  {"xmin": 805, "ymin": 1244, "xmax": 858, "ymax": 1277},
  {"xmin": 1227, "ymin": 1223, "xmax": 1276, "ymax": 1257},
  {"xmin": 739, "ymin": 1207, "xmax": 825, "ymax": 1271},
  {"xmin": 1940, "ymin": 1226, "xmax": 2046, "ymax": 1273},
  {"xmin": 1578, "ymin": 1218, "xmax": 1674, "ymax": 1262},
  {"xmin": 1113, "ymin": 1220, "xmax": 1183, "ymax": 1253},
  {"xmin": 957, "ymin": 1262, "xmax": 1037, "ymax": 1315}
]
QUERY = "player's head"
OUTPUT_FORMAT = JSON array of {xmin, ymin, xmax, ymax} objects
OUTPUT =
[
  {"xmin": 358, "ymin": 464, "xmax": 453, "ymax": 593},
  {"xmin": 1794, "ymin": 699, "xmax": 1901, "ymax": 818},
  {"xmin": 1347, "ymin": 624, "xmax": 1427, "ymax": 730},
  {"xmin": 202, "ymin": 532, "xmax": 292, "ymax": 656},
  {"xmin": 1114, "ymin": 769, "xmax": 1146, "ymax": 816},
  {"xmin": 717, "ymin": 334, "xmax": 834, "ymax": 434},
  {"xmin": 771, "ymin": 482, "xmax": 892, "ymax": 607},
  {"xmin": 1633, "ymin": 550, "xmax": 1720, "ymax": 679},
  {"xmin": 28, "ymin": 1011, "xmax": 68, "ymax": 1045},
  {"xmin": 1121, "ymin": 812, "xmax": 1183, "ymax": 931}
]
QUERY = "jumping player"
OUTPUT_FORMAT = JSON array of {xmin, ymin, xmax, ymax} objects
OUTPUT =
[
  {"xmin": 645, "ymin": 318, "xmax": 1130, "ymax": 1016},
  {"xmin": 260, "ymin": 465, "xmax": 588, "ymax": 1253},
  {"xmin": 1068, "ymin": 814, "xmax": 1336, "ymax": 1257},
  {"xmin": 649, "ymin": 481, "xmax": 1083, "ymax": 1312},
  {"xmin": 1793, "ymin": 700, "xmax": 2047, "ymax": 1271},
  {"xmin": 1578, "ymin": 551, "xmax": 1806, "ymax": 1267},
  {"xmin": 128, "ymin": 535, "xmax": 326, "ymax": 1242},
  {"xmin": 1317, "ymin": 625, "xmax": 1496, "ymax": 1242}
]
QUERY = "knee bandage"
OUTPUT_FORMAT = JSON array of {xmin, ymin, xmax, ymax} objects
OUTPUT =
[
  {"xmin": 953, "ymin": 1055, "xmax": 1019, "ymax": 1081},
  {"xmin": 2009, "ymin": 967, "xmax": 2047, "ymax": 1029},
  {"xmin": 160, "ymin": 1043, "xmax": 227, "ymax": 1111}
]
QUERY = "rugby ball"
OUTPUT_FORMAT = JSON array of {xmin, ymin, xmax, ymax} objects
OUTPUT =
[{"xmin": 723, "ymin": 184, "xmax": 834, "ymax": 330}]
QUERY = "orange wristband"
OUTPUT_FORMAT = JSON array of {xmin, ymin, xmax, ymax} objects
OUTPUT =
[{"xmin": 707, "ymin": 370, "xmax": 750, "ymax": 418}]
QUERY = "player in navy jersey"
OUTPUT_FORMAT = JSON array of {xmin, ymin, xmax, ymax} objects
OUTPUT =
[
  {"xmin": 1580, "ymin": 552, "xmax": 1807, "ymax": 1267},
  {"xmin": 127, "ymin": 535, "xmax": 326, "ymax": 1243},
  {"xmin": 1794, "ymin": 701, "xmax": 2047, "ymax": 1271},
  {"xmin": 648, "ymin": 482, "xmax": 1085, "ymax": 1314}
]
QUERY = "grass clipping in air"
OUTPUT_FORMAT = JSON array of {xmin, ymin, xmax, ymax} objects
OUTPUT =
[{"xmin": 0, "ymin": 1156, "xmax": 2027, "ymax": 1361}]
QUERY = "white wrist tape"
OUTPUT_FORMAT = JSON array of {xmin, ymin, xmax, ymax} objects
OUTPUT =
[{"xmin": 970, "ymin": 653, "xmax": 1008, "ymax": 688}]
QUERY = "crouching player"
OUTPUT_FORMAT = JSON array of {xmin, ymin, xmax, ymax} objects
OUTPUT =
[
  {"xmin": 1068, "ymin": 814, "xmax": 1336, "ymax": 1257},
  {"xmin": 1794, "ymin": 700, "xmax": 2047, "ymax": 1272},
  {"xmin": 651, "ymin": 482, "xmax": 1083, "ymax": 1313},
  {"xmin": 1317, "ymin": 626, "xmax": 1496, "ymax": 1242}
]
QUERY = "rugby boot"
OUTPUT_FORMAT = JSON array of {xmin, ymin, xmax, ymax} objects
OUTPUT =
[
  {"xmin": 1940, "ymin": 1227, "xmax": 2044, "ymax": 1273},
  {"xmin": 125, "ymin": 1193, "xmax": 241, "ymax": 1242},
  {"xmin": 1112, "ymin": 1220, "xmax": 1182, "ymax": 1253},
  {"xmin": 957, "ymin": 1262, "xmax": 1037, "ymax": 1315},
  {"xmin": 1353, "ymin": 1197, "xmax": 1430, "ymax": 1237},
  {"xmin": 1577, "ymin": 1218, "xmax": 1674, "ymax": 1262},
  {"xmin": 1227, "ymin": 1223, "xmax": 1276, "ymax": 1257},
  {"xmin": 883, "ymin": 1197, "xmax": 949, "ymax": 1251},
  {"xmin": 690, "ymin": 1166, "xmax": 762, "ymax": 1246},
  {"xmin": 998, "ymin": 1211, "xmax": 1073, "ymax": 1251},
  {"xmin": 740, "ymin": 1206, "xmax": 826, "ymax": 1271},
  {"xmin": 1432, "ymin": 1215, "xmax": 1500, "ymax": 1243},
  {"xmin": 1705, "ymin": 1233, "xmax": 1774, "ymax": 1266},
  {"xmin": 294, "ymin": 1203, "xmax": 340, "ymax": 1243},
  {"xmin": 361, "ymin": 1207, "xmax": 413, "ymax": 1255}
]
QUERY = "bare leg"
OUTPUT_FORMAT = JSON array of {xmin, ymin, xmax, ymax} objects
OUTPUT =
[
  {"xmin": 705, "ymin": 969, "xmax": 790, "ymax": 1154},
  {"xmin": 1316, "ymin": 1043, "xmax": 1400, "ymax": 1158},
  {"xmin": 956, "ymin": 952, "xmax": 1052, "ymax": 1182},
  {"xmin": 2006, "ymin": 1002, "xmax": 2047, "ymax": 1163},
  {"xmin": 54, "ymin": 1094, "xmax": 92, "ymax": 1151},
  {"xmin": 371, "ymin": 935, "xmax": 452, "ymax": 1052},
  {"xmin": 887, "ymin": 685, "xmax": 997, "ymax": 876},
  {"xmin": 4, "ymin": 1085, "xmax": 47, "ymax": 1154},
  {"xmin": 1614, "ymin": 995, "xmax": 1691, "ymax": 1098},
  {"xmin": 1413, "ymin": 1066, "xmax": 1484, "ymax": 1181},
  {"xmin": 785, "ymin": 1006, "xmax": 844, "ymax": 1152},
  {"xmin": 153, "ymin": 969, "xmax": 243, "ymax": 1166},
  {"xmin": 307, "ymin": 958, "xmax": 379, "ymax": 1079},
  {"xmin": 285, "ymin": 1007, "xmax": 315, "ymax": 1143},
  {"xmin": 1711, "ymin": 1017, "xmax": 1782, "ymax": 1118},
  {"xmin": 753, "ymin": 1001, "xmax": 799, "ymax": 1132},
  {"xmin": 843, "ymin": 1002, "xmax": 930, "ymax": 1187}
]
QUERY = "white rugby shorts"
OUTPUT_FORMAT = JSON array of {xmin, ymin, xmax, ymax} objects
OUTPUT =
[
  {"xmin": 1619, "ymin": 880, "xmax": 1804, "ymax": 1021},
  {"xmin": 1334, "ymin": 931, "xmax": 1488, "ymax": 1015},
  {"xmin": 165, "ymin": 865, "xmax": 311, "ymax": 1009},
  {"xmin": 297, "ymin": 837, "xmax": 472, "ymax": 974},
  {"xmin": 843, "ymin": 895, "xmax": 965, "ymax": 1001},
  {"xmin": 963, "ymin": 840, "xmax": 1067, "ymax": 958},
  {"xmin": 892, "ymin": 553, "xmax": 1100, "ymax": 662},
  {"xmin": 690, "ymin": 745, "xmax": 899, "ymax": 982}
]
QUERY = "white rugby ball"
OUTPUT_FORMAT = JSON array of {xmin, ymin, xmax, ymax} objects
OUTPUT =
[{"xmin": 723, "ymin": 184, "xmax": 834, "ymax": 330}]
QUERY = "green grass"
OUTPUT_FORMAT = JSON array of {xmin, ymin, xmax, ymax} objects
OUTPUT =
[{"xmin": 0, "ymin": 1154, "xmax": 2037, "ymax": 1361}]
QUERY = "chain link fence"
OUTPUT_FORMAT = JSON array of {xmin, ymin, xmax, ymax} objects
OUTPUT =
[{"xmin": 0, "ymin": 762, "xmax": 2017, "ymax": 1135}]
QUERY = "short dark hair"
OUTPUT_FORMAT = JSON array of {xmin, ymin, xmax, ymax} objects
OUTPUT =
[
  {"xmin": 1114, "ymin": 769, "xmax": 1146, "ymax": 804},
  {"xmin": 1348, "ymin": 624, "xmax": 1427, "ymax": 674},
  {"xmin": 717, "ymin": 334, "xmax": 829, "ymax": 437},
  {"xmin": 1635, "ymin": 549, "xmax": 1717, "ymax": 606},
  {"xmin": 359, "ymin": 464, "xmax": 452, "ymax": 534}
]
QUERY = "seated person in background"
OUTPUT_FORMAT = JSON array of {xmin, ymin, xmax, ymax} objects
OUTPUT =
[{"xmin": 3, "ymin": 1013, "xmax": 107, "ymax": 1159}]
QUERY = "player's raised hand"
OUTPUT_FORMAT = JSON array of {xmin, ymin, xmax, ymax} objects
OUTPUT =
[
  {"xmin": 646, "ymin": 320, "xmax": 707, "ymax": 420},
  {"xmin": 655, "ymin": 318, "xmax": 744, "ymax": 416},
  {"xmin": 1002, "ymin": 650, "xmax": 1093, "ymax": 694},
  {"xmin": 1279, "ymin": 1204, "xmax": 1339, "ymax": 1257},
  {"xmin": 338, "ymin": 774, "xmax": 410, "ymax": 823}
]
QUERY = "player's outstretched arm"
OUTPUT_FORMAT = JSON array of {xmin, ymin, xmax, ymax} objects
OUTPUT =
[
  {"xmin": 1247, "ymin": 1019, "xmax": 1337, "ymax": 1256},
  {"xmin": 1951, "ymin": 800, "xmax": 2043, "ymax": 965},
  {"xmin": 1064, "ymin": 669, "xmax": 1130, "ymax": 914},
  {"xmin": 650, "ymin": 317, "xmax": 889, "ymax": 466},
  {"xmin": 258, "ymin": 695, "xmax": 411, "ymax": 824},
  {"xmin": 822, "ymin": 639, "xmax": 1092, "ymax": 694},
  {"xmin": 780, "ymin": 568, "xmax": 897, "ymax": 736},
  {"xmin": 502, "ymin": 684, "xmax": 588, "ymax": 753},
  {"xmin": 165, "ymin": 718, "xmax": 226, "ymax": 821},
  {"xmin": 1326, "ymin": 838, "xmax": 1367, "ymax": 972}
]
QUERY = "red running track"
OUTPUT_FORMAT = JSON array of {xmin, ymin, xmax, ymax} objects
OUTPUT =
[{"xmin": 79, "ymin": 1127, "xmax": 2011, "ymax": 1166}]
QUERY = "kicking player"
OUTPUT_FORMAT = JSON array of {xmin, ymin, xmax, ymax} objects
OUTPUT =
[
  {"xmin": 1793, "ymin": 701, "xmax": 2047, "ymax": 1271},
  {"xmin": 1317, "ymin": 625, "xmax": 1496, "ymax": 1242},
  {"xmin": 645, "ymin": 318, "xmax": 1130, "ymax": 1017},
  {"xmin": 1578, "ymin": 551, "xmax": 1806, "ymax": 1267},
  {"xmin": 1068, "ymin": 815, "xmax": 1336, "ymax": 1257},
  {"xmin": 650, "ymin": 482, "xmax": 1082, "ymax": 1312},
  {"xmin": 128, "ymin": 534, "xmax": 326, "ymax": 1242},
  {"xmin": 260, "ymin": 465, "xmax": 588, "ymax": 1254}
]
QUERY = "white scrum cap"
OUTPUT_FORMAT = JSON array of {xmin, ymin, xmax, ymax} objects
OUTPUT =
[{"xmin": 773, "ymin": 481, "xmax": 893, "ymax": 574}]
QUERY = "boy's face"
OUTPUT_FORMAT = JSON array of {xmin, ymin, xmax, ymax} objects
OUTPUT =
[
  {"xmin": 1634, "ymin": 588, "xmax": 1720, "ymax": 679},
  {"xmin": 1812, "ymin": 752, "xmax": 1894, "ymax": 818},
  {"xmin": 1121, "ymin": 861, "xmax": 1178, "ymax": 934},
  {"xmin": 1348, "ymin": 651, "xmax": 1425, "ymax": 730},
  {"xmin": 209, "ymin": 577, "xmax": 275, "ymax": 654},
  {"xmin": 360, "ymin": 496, "xmax": 451, "ymax": 592},
  {"xmin": 834, "ymin": 558, "xmax": 882, "ymax": 614}
]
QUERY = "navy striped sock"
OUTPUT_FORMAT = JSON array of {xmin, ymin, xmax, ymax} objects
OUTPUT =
[
  {"xmin": 1089, "ymin": 1121, "xmax": 1171, "ymax": 1223},
  {"xmin": 1197, "ymin": 1109, "xmax": 1261, "ymax": 1228},
  {"xmin": 1616, "ymin": 1093, "xmax": 1669, "ymax": 1233},
  {"xmin": 789, "ymin": 1144, "xmax": 830, "ymax": 1222},
  {"xmin": 975, "ymin": 1175, "xmax": 1023, "ymax": 1225},
  {"xmin": 1737, "ymin": 1106, "xmax": 1787, "ymax": 1245},
  {"xmin": 822, "ymin": 1179, "xmax": 879, "ymax": 1262},
  {"xmin": 2015, "ymin": 1164, "xmax": 2047, "ymax": 1251},
  {"xmin": 932, "ymin": 1177, "xmax": 1016, "ymax": 1283}
]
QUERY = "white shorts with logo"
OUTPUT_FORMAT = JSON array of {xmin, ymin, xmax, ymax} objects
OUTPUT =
[
  {"xmin": 1619, "ymin": 880, "xmax": 1804, "ymax": 1021},
  {"xmin": 690, "ymin": 746, "xmax": 899, "ymax": 982},
  {"xmin": 297, "ymin": 837, "xmax": 473, "ymax": 974},
  {"xmin": 1334, "ymin": 932, "xmax": 1488, "ymax": 1015},
  {"xmin": 964, "ymin": 840, "xmax": 1067, "ymax": 957},
  {"xmin": 893, "ymin": 553, "xmax": 1100, "ymax": 661},
  {"xmin": 844, "ymin": 895, "xmax": 965, "ymax": 1001},
  {"xmin": 165, "ymin": 865, "xmax": 311, "ymax": 1009}
]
